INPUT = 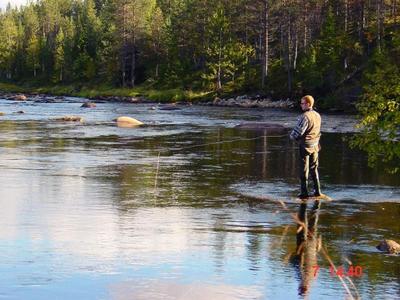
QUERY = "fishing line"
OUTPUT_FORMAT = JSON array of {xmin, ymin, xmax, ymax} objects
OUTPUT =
[{"xmin": 171, "ymin": 133, "xmax": 289, "ymax": 152}]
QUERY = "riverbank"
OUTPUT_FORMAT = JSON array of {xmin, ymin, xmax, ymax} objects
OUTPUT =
[
  {"xmin": 0, "ymin": 82, "xmax": 358, "ymax": 112},
  {"xmin": 0, "ymin": 82, "xmax": 209, "ymax": 102},
  {"xmin": 0, "ymin": 82, "xmax": 298, "ymax": 110}
]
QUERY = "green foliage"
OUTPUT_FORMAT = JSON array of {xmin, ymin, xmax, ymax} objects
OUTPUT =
[
  {"xmin": 0, "ymin": 11, "xmax": 18, "ymax": 78},
  {"xmin": 202, "ymin": 5, "xmax": 254, "ymax": 91},
  {"xmin": 295, "ymin": 9, "xmax": 346, "ymax": 96},
  {"xmin": 265, "ymin": 59, "xmax": 289, "ymax": 98},
  {"xmin": 350, "ymin": 47, "xmax": 400, "ymax": 173},
  {"xmin": 203, "ymin": 40, "xmax": 254, "ymax": 91},
  {"xmin": 26, "ymin": 35, "xmax": 40, "ymax": 76},
  {"xmin": 295, "ymin": 45, "xmax": 322, "ymax": 93},
  {"xmin": 53, "ymin": 28, "xmax": 65, "ymax": 82},
  {"xmin": 73, "ymin": 52, "xmax": 96, "ymax": 81}
]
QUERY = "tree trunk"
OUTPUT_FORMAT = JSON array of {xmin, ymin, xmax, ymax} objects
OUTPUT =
[
  {"xmin": 287, "ymin": 14, "xmax": 292, "ymax": 94},
  {"xmin": 217, "ymin": 29, "xmax": 222, "ymax": 90},
  {"xmin": 344, "ymin": 0, "xmax": 348, "ymax": 32},
  {"xmin": 130, "ymin": 45, "xmax": 136, "ymax": 87},
  {"xmin": 303, "ymin": 5, "xmax": 307, "ymax": 49},
  {"xmin": 360, "ymin": 0, "xmax": 365, "ymax": 39},
  {"xmin": 131, "ymin": 3, "xmax": 136, "ymax": 87},
  {"xmin": 122, "ymin": 48, "xmax": 126, "ymax": 87},
  {"xmin": 293, "ymin": 32, "xmax": 298, "ymax": 71},
  {"xmin": 280, "ymin": 24, "xmax": 284, "ymax": 60},
  {"xmin": 377, "ymin": 0, "xmax": 382, "ymax": 52},
  {"xmin": 122, "ymin": 1, "xmax": 127, "ymax": 87},
  {"xmin": 261, "ymin": 0, "xmax": 269, "ymax": 89}
]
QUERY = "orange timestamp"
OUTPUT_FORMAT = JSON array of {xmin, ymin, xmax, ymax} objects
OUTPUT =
[{"xmin": 313, "ymin": 265, "xmax": 363, "ymax": 277}]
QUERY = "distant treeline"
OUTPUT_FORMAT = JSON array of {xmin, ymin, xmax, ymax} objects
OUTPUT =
[{"xmin": 0, "ymin": 0, "xmax": 399, "ymax": 99}]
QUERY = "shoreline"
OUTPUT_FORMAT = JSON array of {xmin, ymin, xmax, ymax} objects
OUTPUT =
[
  {"xmin": 0, "ymin": 89, "xmax": 354, "ymax": 114},
  {"xmin": 0, "ymin": 90, "xmax": 295, "ymax": 109},
  {"xmin": 0, "ymin": 82, "xmax": 358, "ymax": 113}
]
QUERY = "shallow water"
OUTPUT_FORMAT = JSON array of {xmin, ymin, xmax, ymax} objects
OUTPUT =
[{"xmin": 0, "ymin": 98, "xmax": 399, "ymax": 299}]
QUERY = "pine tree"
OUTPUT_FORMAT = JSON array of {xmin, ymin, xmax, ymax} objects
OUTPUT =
[
  {"xmin": 114, "ymin": 0, "xmax": 152, "ymax": 87},
  {"xmin": 0, "ymin": 9, "xmax": 18, "ymax": 79},
  {"xmin": 23, "ymin": 4, "xmax": 40, "ymax": 77},
  {"xmin": 54, "ymin": 27, "xmax": 65, "ymax": 82}
]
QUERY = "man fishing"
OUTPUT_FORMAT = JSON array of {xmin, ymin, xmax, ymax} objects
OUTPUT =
[{"xmin": 290, "ymin": 95, "xmax": 322, "ymax": 198}]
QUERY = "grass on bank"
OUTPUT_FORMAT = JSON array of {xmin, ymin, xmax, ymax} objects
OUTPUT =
[{"xmin": 0, "ymin": 82, "xmax": 215, "ymax": 103}]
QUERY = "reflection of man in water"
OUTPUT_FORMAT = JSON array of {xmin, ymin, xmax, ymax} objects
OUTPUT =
[
  {"xmin": 290, "ymin": 95, "xmax": 322, "ymax": 198},
  {"xmin": 291, "ymin": 201, "xmax": 322, "ymax": 296}
]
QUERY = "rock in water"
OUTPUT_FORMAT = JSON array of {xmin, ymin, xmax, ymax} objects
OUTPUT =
[
  {"xmin": 81, "ymin": 102, "xmax": 96, "ymax": 108},
  {"xmin": 115, "ymin": 116, "xmax": 143, "ymax": 127},
  {"xmin": 15, "ymin": 94, "xmax": 27, "ymax": 101},
  {"xmin": 376, "ymin": 240, "xmax": 400, "ymax": 254},
  {"xmin": 55, "ymin": 116, "xmax": 84, "ymax": 122},
  {"xmin": 158, "ymin": 104, "xmax": 181, "ymax": 110}
]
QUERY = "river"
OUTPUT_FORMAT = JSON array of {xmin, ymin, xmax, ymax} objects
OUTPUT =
[{"xmin": 0, "ymin": 97, "xmax": 399, "ymax": 299}]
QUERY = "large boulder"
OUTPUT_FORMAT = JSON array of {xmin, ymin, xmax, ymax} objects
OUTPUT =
[
  {"xmin": 376, "ymin": 240, "xmax": 400, "ymax": 254},
  {"xmin": 115, "ymin": 116, "xmax": 143, "ymax": 127},
  {"xmin": 14, "ymin": 94, "xmax": 27, "ymax": 101}
]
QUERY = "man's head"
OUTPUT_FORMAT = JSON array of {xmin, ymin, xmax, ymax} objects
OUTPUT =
[{"xmin": 300, "ymin": 95, "xmax": 314, "ymax": 111}]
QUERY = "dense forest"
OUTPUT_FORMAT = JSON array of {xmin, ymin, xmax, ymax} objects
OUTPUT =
[
  {"xmin": 0, "ymin": 0, "xmax": 398, "ymax": 98},
  {"xmin": 0, "ymin": 0, "xmax": 399, "ymax": 170}
]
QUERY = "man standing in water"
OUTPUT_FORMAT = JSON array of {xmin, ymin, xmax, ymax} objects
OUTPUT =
[{"xmin": 290, "ymin": 95, "xmax": 322, "ymax": 198}]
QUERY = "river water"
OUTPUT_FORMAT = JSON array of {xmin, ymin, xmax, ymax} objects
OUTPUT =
[{"xmin": 0, "ymin": 98, "xmax": 399, "ymax": 300}]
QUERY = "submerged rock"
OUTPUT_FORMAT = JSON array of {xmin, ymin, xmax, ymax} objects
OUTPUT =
[
  {"xmin": 158, "ymin": 104, "xmax": 181, "ymax": 110},
  {"xmin": 376, "ymin": 240, "xmax": 400, "ymax": 254},
  {"xmin": 55, "ymin": 116, "xmax": 84, "ymax": 122},
  {"xmin": 81, "ymin": 102, "xmax": 96, "ymax": 108},
  {"xmin": 34, "ymin": 97, "xmax": 62, "ymax": 103}
]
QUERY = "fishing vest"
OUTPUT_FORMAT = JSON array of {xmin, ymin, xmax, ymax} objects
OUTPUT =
[{"xmin": 301, "ymin": 109, "xmax": 321, "ymax": 148}]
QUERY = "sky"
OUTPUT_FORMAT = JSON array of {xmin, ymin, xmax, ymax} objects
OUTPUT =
[{"xmin": 0, "ymin": 0, "xmax": 30, "ymax": 10}]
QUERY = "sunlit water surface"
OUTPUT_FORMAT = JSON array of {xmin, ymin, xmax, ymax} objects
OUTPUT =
[{"xmin": 0, "ymin": 98, "xmax": 399, "ymax": 299}]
